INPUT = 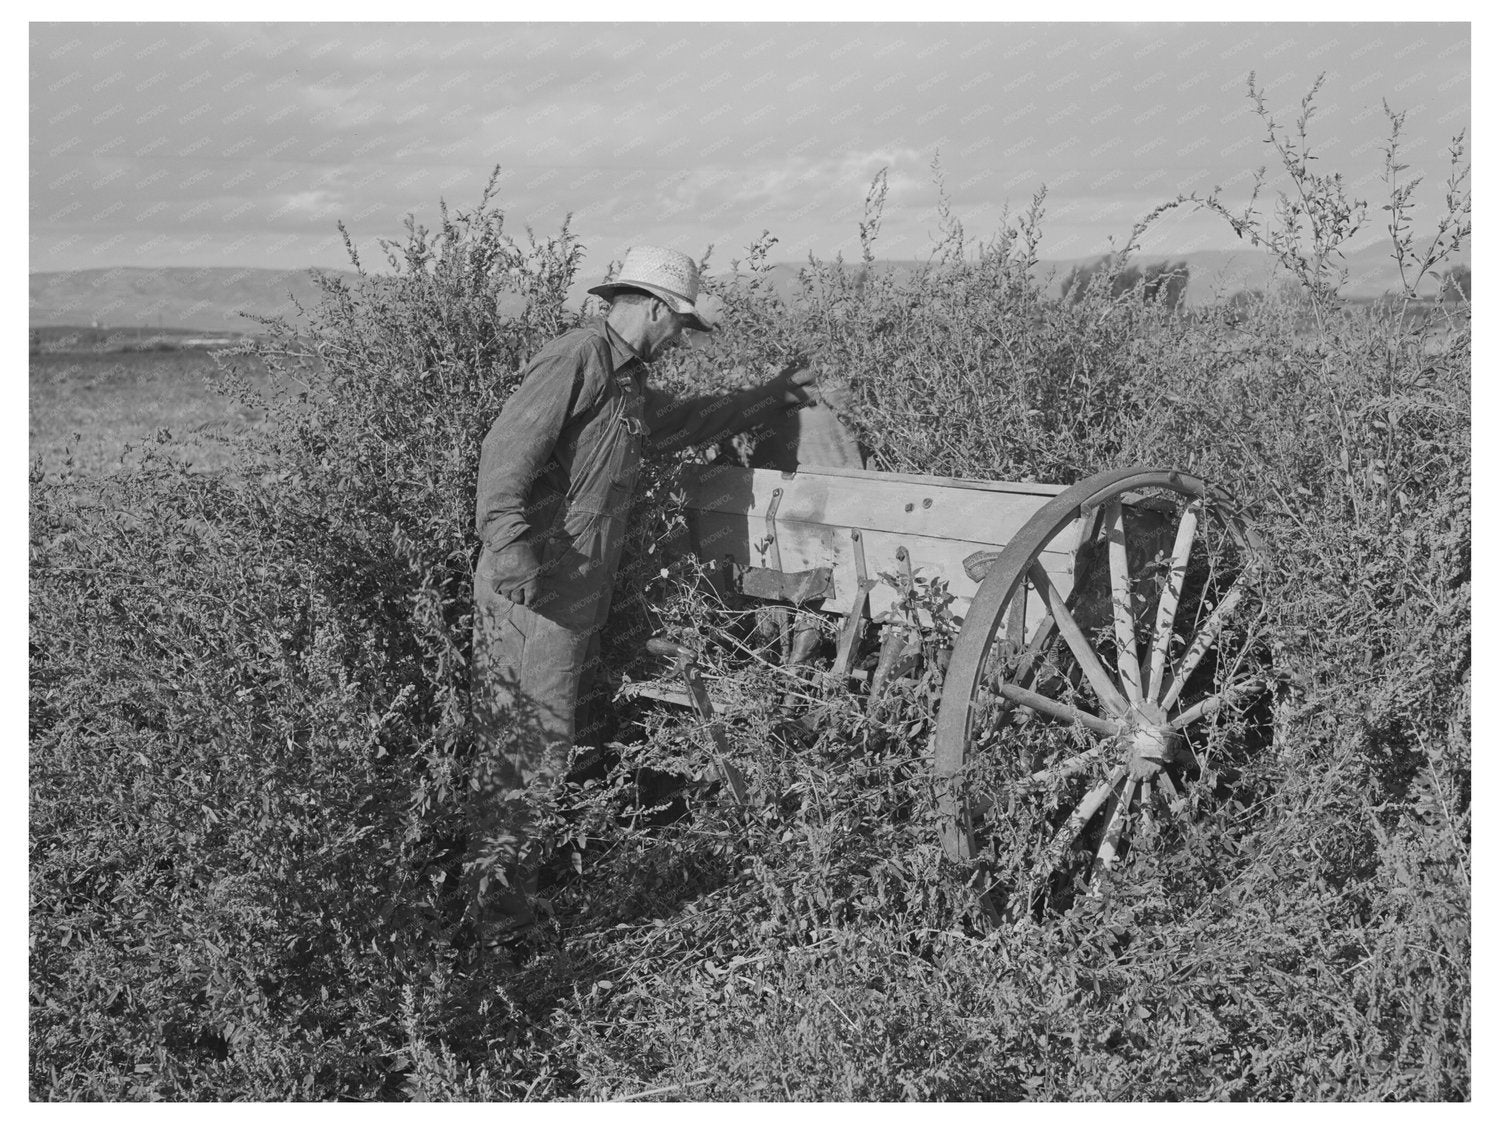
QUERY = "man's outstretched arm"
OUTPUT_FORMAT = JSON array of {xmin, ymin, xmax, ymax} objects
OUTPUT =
[{"xmin": 642, "ymin": 361, "xmax": 817, "ymax": 456}]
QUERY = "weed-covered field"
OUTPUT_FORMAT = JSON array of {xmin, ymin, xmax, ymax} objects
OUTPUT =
[
  {"xmin": 29, "ymin": 349, "xmax": 269, "ymax": 477},
  {"xmin": 30, "ymin": 103, "xmax": 1469, "ymax": 1100}
]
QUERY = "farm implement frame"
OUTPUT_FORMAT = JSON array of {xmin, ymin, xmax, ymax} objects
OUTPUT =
[{"xmin": 629, "ymin": 461, "xmax": 1273, "ymax": 920}]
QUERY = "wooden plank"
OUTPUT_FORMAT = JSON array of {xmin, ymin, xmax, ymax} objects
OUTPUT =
[
  {"xmin": 680, "ymin": 463, "xmax": 1064, "ymax": 547},
  {"xmin": 678, "ymin": 464, "xmax": 1081, "ymax": 641},
  {"xmin": 690, "ymin": 461, "xmax": 1069, "ymax": 498},
  {"xmin": 687, "ymin": 506, "xmax": 1075, "ymax": 629}
]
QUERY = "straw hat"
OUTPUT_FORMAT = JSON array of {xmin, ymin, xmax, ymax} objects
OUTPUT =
[{"xmin": 588, "ymin": 246, "xmax": 723, "ymax": 331}]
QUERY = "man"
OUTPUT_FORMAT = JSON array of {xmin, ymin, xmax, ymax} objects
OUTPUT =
[{"xmin": 468, "ymin": 245, "xmax": 817, "ymax": 943}]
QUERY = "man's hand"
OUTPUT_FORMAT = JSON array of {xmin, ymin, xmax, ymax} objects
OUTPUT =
[
  {"xmin": 768, "ymin": 357, "xmax": 819, "ymax": 406},
  {"xmin": 493, "ymin": 540, "xmax": 543, "ymax": 605}
]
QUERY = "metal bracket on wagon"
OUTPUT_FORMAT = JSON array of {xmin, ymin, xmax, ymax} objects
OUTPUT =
[
  {"xmin": 734, "ymin": 563, "xmax": 834, "ymax": 605},
  {"xmin": 644, "ymin": 635, "xmax": 751, "ymax": 807}
]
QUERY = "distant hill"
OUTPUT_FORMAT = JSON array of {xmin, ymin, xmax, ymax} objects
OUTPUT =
[
  {"xmin": 31, "ymin": 243, "xmax": 1467, "ymax": 331},
  {"xmin": 28, "ymin": 267, "xmax": 355, "ymax": 335}
]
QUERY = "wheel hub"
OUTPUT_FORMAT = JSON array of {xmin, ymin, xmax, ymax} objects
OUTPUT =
[{"xmin": 1122, "ymin": 700, "xmax": 1182, "ymax": 781}]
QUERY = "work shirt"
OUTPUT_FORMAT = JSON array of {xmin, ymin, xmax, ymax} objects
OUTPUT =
[{"xmin": 473, "ymin": 317, "xmax": 795, "ymax": 633}]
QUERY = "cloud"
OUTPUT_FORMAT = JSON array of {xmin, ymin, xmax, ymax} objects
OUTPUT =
[
  {"xmin": 29, "ymin": 22, "xmax": 1471, "ymax": 273},
  {"xmin": 265, "ymin": 189, "xmax": 342, "ymax": 223}
]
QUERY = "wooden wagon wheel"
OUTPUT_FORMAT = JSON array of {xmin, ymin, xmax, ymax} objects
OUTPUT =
[{"xmin": 933, "ymin": 467, "xmax": 1271, "ymax": 919}]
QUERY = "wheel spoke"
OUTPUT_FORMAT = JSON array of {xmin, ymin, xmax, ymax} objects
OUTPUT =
[
  {"xmin": 1027, "ymin": 563, "xmax": 1129, "ymax": 718},
  {"xmin": 1020, "ymin": 743, "xmax": 1115, "ymax": 791},
  {"xmin": 1037, "ymin": 765, "xmax": 1127, "ymax": 873},
  {"xmin": 1006, "ymin": 573, "xmax": 1029, "ymax": 648},
  {"xmin": 1106, "ymin": 500, "xmax": 1145, "ymax": 704},
  {"xmin": 996, "ymin": 683, "xmax": 1122, "ymax": 736},
  {"xmin": 1089, "ymin": 776, "xmax": 1138, "ymax": 888},
  {"xmin": 1170, "ymin": 677, "xmax": 1268, "ymax": 729},
  {"xmin": 1075, "ymin": 500, "xmax": 1110, "ymax": 558},
  {"xmin": 1146, "ymin": 501, "xmax": 1200, "ymax": 702},
  {"xmin": 1159, "ymin": 569, "xmax": 1254, "ymax": 711},
  {"xmin": 1009, "ymin": 612, "xmax": 1055, "ymax": 689}
]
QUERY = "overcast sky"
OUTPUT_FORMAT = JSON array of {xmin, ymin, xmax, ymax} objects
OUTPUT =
[{"xmin": 29, "ymin": 21, "xmax": 1471, "ymax": 275}]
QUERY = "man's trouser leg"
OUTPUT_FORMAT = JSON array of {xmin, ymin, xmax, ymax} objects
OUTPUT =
[
  {"xmin": 469, "ymin": 588, "xmax": 589, "ymax": 933},
  {"xmin": 572, "ymin": 628, "xmax": 613, "ymax": 754}
]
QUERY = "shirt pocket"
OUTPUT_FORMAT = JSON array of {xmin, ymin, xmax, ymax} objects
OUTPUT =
[{"xmin": 560, "ymin": 485, "xmax": 628, "ymax": 539}]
